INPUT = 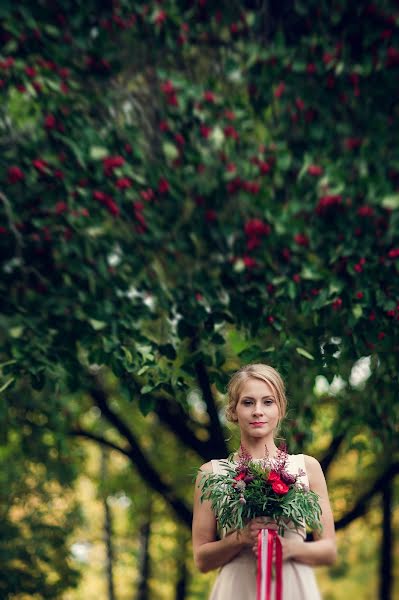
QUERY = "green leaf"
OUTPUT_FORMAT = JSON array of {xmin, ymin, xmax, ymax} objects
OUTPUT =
[
  {"xmin": 295, "ymin": 347, "xmax": 314, "ymax": 360},
  {"xmin": 89, "ymin": 319, "xmax": 107, "ymax": 331},
  {"xmin": 381, "ymin": 194, "xmax": 399, "ymax": 210},
  {"xmin": 90, "ymin": 146, "xmax": 109, "ymax": 160}
]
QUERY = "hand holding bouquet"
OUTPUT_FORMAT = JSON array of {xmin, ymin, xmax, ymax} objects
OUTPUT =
[{"xmin": 198, "ymin": 444, "xmax": 322, "ymax": 537}]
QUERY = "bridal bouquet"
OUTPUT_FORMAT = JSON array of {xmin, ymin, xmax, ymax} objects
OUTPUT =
[{"xmin": 198, "ymin": 444, "xmax": 322, "ymax": 536}]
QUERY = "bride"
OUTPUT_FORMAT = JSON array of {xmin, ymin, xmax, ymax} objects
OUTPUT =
[{"xmin": 192, "ymin": 363, "xmax": 336, "ymax": 599}]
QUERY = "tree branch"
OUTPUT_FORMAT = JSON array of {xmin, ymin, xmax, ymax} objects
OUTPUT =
[
  {"xmin": 88, "ymin": 375, "xmax": 192, "ymax": 527},
  {"xmin": 155, "ymin": 397, "xmax": 213, "ymax": 460},
  {"xmin": 194, "ymin": 360, "xmax": 227, "ymax": 457},
  {"xmin": 69, "ymin": 427, "xmax": 131, "ymax": 458},
  {"xmin": 335, "ymin": 463, "xmax": 399, "ymax": 530}
]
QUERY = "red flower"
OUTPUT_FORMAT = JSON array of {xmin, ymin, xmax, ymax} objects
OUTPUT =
[
  {"xmin": 55, "ymin": 201, "xmax": 68, "ymax": 214},
  {"xmin": 245, "ymin": 218, "xmax": 270, "ymax": 238},
  {"xmin": 268, "ymin": 471, "xmax": 280, "ymax": 483},
  {"xmin": 161, "ymin": 80, "xmax": 175, "ymax": 95},
  {"xmin": 356, "ymin": 291, "xmax": 364, "ymax": 299},
  {"xmin": 224, "ymin": 110, "xmax": 236, "ymax": 121},
  {"xmin": 24, "ymin": 66, "xmax": 37, "ymax": 78},
  {"xmin": 307, "ymin": 164, "xmax": 323, "ymax": 176},
  {"xmin": 294, "ymin": 233, "xmax": 309, "ymax": 247},
  {"xmin": 258, "ymin": 161, "xmax": 271, "ymax": 175},
  {"xmin": 103, "ymin": 155, "xmax": 125, "ymax": 176},
  {"xmin": 44, "ymin": 114, "xmax": 57, "ymax": 129},
  {"xmin": 223, "ymin": 125, "xmax": 239, "ymax": 140},
  {"xmin": 295, "ymin": 97, "xmax": 305, "ymax": 111},
  {"xmin": 116, "ymin": 177, "xmax": 132, "ymax": 189},
  {"xmin": 316, "ymin": 194, "xmax": 342, "ymax": 215},
  {"xmin": 158, "ymin": 178, "xmax": 170, "ymax": 194},
  {"xmin": 274, "ymin": 82, "xmax": 285, "ymax": 98},
  {"xmin": 234, "ymin": 472, "xmax": 246, "ymax": 481},
  {"xmin": 388, "ymin": 248, "xmax": 399, "ymax": 259},
  {"xmin": 174, "ymin": 133, "xmax": 185, "ymax": 146},
  {"xmin": 203, "ymin": 90, "xmax": 215, "ymax": 103},
  {"xmin": 243, "ymin": 256, "xmax": 257, "ymax": 268},
  {"xmin": 93, "ymin": 190, "xmax": 120, "ymax": 216},
  {"xmin": 32, "ymin": 158, "xmax": 49, "ymax": 173},
  {"xmin": 7, "ymin": 166, "xmax": 25, "ymax": 183},
  {"xmin": 205, "ymin": 209, "xmax": 217, "ymax": 222},
  {"xmin": 140, "ymin": 188, "xmax": 155, "ymax": 202},
  {"xmin": 306, "ymin": 63, "xmax": 316, "ymax": 74},
  {"xmin": 159, "ymin": 120, "xmax": 170, "ymax": 132},
  {"xmin": 357, "ymin": 205, "xmax": 374, "ymax": 217},
  {"xmin": 154, "ymin": 10, "xmax": 167, "ymax": 25},
  {"xmin": 200, "ymin": 124, "xmax": 212, "ymax": 138},
  {"xmin": 271, "ymin": 480, "xmax": 289, "ymax": 495},
  {"xmin": 332, "ymin": 297, "xmax": 343, "ymax": 310},
  {"xmin": 344, "ymin": 137, "xmax": 362, "ymax": 150}
]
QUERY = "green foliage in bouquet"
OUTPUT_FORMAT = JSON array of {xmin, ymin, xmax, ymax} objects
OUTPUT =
[{"xmin": 198, "ymin": 446, "xmax": 322, "ymax": 536}]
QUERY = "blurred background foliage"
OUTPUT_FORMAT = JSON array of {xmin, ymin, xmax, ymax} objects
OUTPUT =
[{"xmin": 0, "ymin": 0, "xmax": 398, "ymax": 599}]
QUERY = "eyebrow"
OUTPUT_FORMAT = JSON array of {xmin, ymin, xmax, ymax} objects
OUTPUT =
[{"xmin": 240, "ymin": 395, "xmax": 275, "ymax": 400}]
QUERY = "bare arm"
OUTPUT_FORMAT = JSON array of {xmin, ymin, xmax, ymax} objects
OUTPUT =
[
  {"xmin": 281, "ymin": 455, "xmax": 337, "ymax": 566},
  {"xmin": 192, "ymin": 462, "xmax": 253, "ymax": 573}
]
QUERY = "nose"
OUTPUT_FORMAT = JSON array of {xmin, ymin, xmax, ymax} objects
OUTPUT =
[{"xmin": 252, "ymin": 402, "xmax": 264, "ymax": 416}]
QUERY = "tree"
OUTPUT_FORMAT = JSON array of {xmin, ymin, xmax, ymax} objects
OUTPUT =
[{"xmin": 1, "ymin": 1, "xmax": 398, "ymax": 597}]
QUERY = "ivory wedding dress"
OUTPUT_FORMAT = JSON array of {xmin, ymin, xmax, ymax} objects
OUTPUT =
[{"xmin": 208, "ymin": 454, "xmax": 322, "ymax": 600}]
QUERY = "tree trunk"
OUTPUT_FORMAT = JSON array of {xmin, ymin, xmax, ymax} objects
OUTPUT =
[
  {"xmin": 379, "ymin": 480, "xmax": 393, "ymax": 600},
  {"xmin": 101, "ymin": 447, "xmax": 117, "ymax": 600},
  {"xmin": 135, "ymin": 500, "xmax": 152, "ymax": 600},
  {"xmin": 175, "ymin": 528, "xmax": 190, "ymax": 600}
]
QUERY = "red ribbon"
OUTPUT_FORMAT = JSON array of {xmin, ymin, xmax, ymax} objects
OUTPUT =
[{"xmin": 256, "ymin": 529, "xmax": 282, "ymax": 600}]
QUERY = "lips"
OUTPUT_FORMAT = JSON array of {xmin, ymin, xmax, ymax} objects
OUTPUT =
[{"xmin": 250, "ymin": 422, "xmax": 266, "ymax": 425}]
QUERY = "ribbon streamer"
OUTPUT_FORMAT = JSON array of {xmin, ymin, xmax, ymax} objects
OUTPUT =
[{"xmin": 256, "ymin": 529, "xmax": 283, "ymax": 600}]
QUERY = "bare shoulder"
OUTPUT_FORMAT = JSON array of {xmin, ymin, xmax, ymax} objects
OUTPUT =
[
  {"xmin": 303, "ymin": 454, "xmax": 328, "ymax": 492},
  {"xmin": 199, "ymin": 461, "xmax": 213, "ymax": 473}
]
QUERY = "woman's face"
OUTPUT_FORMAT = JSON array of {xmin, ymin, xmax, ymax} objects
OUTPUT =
[{"xmin": 232, "ymin": 377, "xmax": 280, "ymax": 439}]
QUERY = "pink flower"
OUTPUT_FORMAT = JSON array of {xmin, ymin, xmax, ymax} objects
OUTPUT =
[
  {"xmin": 388, "ymin": 248, "xmax": 399, "ymax": 259},
  {"xmin": 7, "ymin": 166, "xmax": 25, "ymax": 183},
  {"xmin": 154, "ymin": 10, "xmax": 167, "ymax": 26}
]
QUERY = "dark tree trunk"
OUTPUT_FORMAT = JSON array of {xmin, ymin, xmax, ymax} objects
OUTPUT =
[
  {"xmin": 379, "ymin": 480, "xmax": 393, "ymax": 600},
  {"xmin": 175, "ymin": 529, "xmax": 190, "ymax": 600},
  {"xmin": 135, "ymin": 500, "xmax": 152, "ymax": 600},
  {"xmin": 101, "ymin": 447, "xmax": 117, "ymax": 600}
]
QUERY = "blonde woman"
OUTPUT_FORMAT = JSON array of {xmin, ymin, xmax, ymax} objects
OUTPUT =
[{"xmin": 192, "ymin": 363, "xmax": 336, "ymax": 599}]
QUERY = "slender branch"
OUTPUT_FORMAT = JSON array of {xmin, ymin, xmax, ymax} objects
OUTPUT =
[
  {"xmin": 320, "ymin": 431, "xmax": 346, "ymax": 476},
  {"xmin": 335, "ymin": 463, "xmax": 399, "ymax": 530},
  {"xmin": 88, "ymin": 375, "xmax": 192, "ymax": 527},
  {"xmin": 69, "ymin": 427, "xmax": 131, "ymax": 458}
]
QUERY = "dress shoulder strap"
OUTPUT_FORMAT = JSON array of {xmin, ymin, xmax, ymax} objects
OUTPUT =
[{"xmin": 211, "ymin": 459, "xmax": 220, "ymax": 474}]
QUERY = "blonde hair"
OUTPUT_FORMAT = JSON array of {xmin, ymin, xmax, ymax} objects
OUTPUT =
[{"xmin": 225, "ymin": 363, "xmax": 287, "ymax": 424}]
